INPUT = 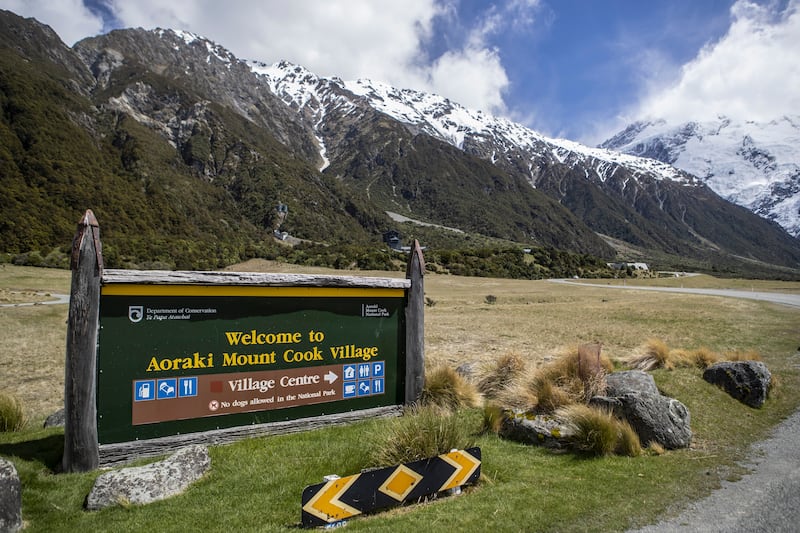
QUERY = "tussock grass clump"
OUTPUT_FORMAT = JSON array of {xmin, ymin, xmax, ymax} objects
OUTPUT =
[
  {"xmin": 626, "ymin": 339, "xmax": 763, "ymax": 371},
  {"xmin": 724, "ymin": 349, "xmax": 762, "ymax": 362},
  {"xmin": 369, "ymin": 404, "xmax": 475, "ymax": 467},
  {"xmin": 687, "ymin": 346, "xmax": 721, "ymax": 368},
  {"xmin": 477, "ymin": 353, "xmax": 527, "ymax": 399},
  {"xmin": 421, "ymin": 365, "xmax": 482, "ymax": 411},
  {"xmin": 557, "ymin": 404, "xmax": 642, "ymax": 457},
  {"xmin": 527, "ymin": 346, "xmax": 613, "ymax": 412},
  {"xmin": 0, "ymin": 391, "xmax": 27, "ymax": 432},
  {"xmin": 481, "ymin": 403, "xmax": 504, "ymax": 434},
  {"xmin": 626, "ymin": 339, "xmax": 725, "ymax": 370},
  {"xmin": 627, "ymin": 338, "xmax": 671, "ymax": 370}
]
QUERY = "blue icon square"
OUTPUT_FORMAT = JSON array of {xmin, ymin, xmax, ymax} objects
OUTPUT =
[
  {"xmin": 372, "ymin": 378, "xmax": 385, "ymax": 395},
  {"xmin": 156, "ymin": 378, "xmax": 177, "ymax": 399},
  {"xmin": 372, "ymin": 361, "xmax": 385, "ymax": 377},
  {"xmin": 178, "ymin": 377, "xmax": 198, "ymax": 397},
  {"xmin": 358, "ymin": 363, "xmax": 371, "ymax": 379},
  {"xmin": 134, "ymin": 380, "xmax": 155, "ymax": 401},
  {"xmin": 357, "ymin": 380, "xmax": 372, "ymax": 396},
  {"xmin": 343, "ymin": 381, "xmax": 357, "ymax": 398},
  {"xmin": 343, "ymin": 364, "xmax": 358, "ymax": 380}
]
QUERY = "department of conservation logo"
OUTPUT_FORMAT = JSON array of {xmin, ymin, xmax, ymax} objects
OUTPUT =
[{"xmin": 128, "ymin": 305, "xmax": 144, "ymax": 323}]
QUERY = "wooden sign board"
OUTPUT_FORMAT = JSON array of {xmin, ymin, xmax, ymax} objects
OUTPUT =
[{"xmin": 97, "ymin": 272, "xmax": 411, "ymax": 446}]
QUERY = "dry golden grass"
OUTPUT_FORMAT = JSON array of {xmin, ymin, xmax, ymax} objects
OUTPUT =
[
  {"xmin": 556, "ymin": 403, "xmax": 642, "ymax": 457},
  {"xmin": 421, "ymin": 364, "xmax": 482, "ymax": 410},
  {"xmin": 476, "ymin": 352, "xmax": 527, "ymax": 398},
  {"xmin": 624, "ymin": 339, "xmax": 766, "ymax": 372},
  {"xmin": 1, "ymin": 262, "xmax": 798, "ymax": 422}
]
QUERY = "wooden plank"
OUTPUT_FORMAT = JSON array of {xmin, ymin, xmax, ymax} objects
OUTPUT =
[
  {"xmin": 404, "ymin": 240, "xmax": 425, "ymax": 404},
  {"xmin": 62, "ymin": 210, "xmax": 101, "ymax": 472},
  {"xmin": 102, "ymin": 269, "xmax": 410, "ymax": 289},
  {"xmin": 98, "ymin": 406, "xmax": 402, "ymax": 466}
]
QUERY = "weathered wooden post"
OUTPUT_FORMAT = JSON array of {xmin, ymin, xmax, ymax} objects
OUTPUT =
[
  {"xmin": 404, "ymin": 240, "xmax": 425, "ymax": 404},
  {"xmin": 63, "ymin": 209, "xmax": 102, "ymax": 472}
]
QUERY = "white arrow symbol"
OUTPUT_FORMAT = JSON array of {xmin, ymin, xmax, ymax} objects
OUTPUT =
[{"xmin": 324, "ymin": 371, "xmax": 338, "ymax": 384}]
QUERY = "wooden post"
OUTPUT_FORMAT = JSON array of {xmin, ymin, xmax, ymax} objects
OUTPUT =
[
  {"xmin": 62, "ymin": 210, "xmax": 102, "ymax": 472},
  {"xmin": 404, "ymin": 240, "xmax": 425, "ymax": 405}
]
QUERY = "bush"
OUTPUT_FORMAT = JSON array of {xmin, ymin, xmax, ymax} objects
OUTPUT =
[
  {"xmin": 368, "ymin": 405, "xmax": 476, "ymax": 467},
  {"xmin": 527, "ymin": 345, "xmax": 613, "ymax": 412},
  {"xmin": 477, "ymin": 353, "xmax": 526, "ymax": 399},
  {"xmin": 421, "ymin": 365, "xmax": 482, "ymax": 411},
  {"xmin": 557, "ymin": 404, "xmax": 641, "ymax": 457},
  {"xmin": 0, "ymin": 391, "xmax": 27, "ymax": 432}
]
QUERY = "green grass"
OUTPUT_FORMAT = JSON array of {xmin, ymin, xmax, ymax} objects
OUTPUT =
[{"xmin": 2, "ymin": 265, "xmax": 800, "ymax": 531}]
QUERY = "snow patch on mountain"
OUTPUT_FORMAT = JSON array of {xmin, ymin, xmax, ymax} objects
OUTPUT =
[
  {"xmin": 602, "ymin": 116, "xmax": 800, "ymax": 236},
  {"xmin": 252, "ymin": 60, "xmax": 697, "ymax": 188}
]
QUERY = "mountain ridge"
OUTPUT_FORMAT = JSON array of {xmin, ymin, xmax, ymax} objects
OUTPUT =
[
  {"xmin": 2, "ymin": 10, "xmax": 799, "ymax": 277},
  {"xmin": 600, "ymin": 116, "xmax": 800, "ymax": 238}
]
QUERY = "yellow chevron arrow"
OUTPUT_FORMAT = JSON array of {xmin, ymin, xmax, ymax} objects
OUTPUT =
[
  {"xmin": 438, "ymin": 449, "xmax": 481, "ymax": 491},
  {"xmin": 302, "ymin": 474, "xmax": 361, "ymax": 523}
]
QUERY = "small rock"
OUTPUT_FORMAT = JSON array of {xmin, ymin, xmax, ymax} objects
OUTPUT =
[
  {"xmin": 591, "ymin": 392, "xmax": 692, "ymax": 449},
  {"xmin": 0, "ymin": 457, "xmax": 22, "ymax": 533},
  {"xmin": 605, "ymin": 370, "xmax": 659, "ymax": 397},
  {"xmin": 703, "ymin": 361, "xmax": 771, "ymax": 408},
  {"xmin": 86, "ymin": 445, "xmax": 211, "ymax": 511},
  {"xmin": 43, "ymin": 408, "xmax": 65, "ymax": 428},
  {"xmin": 498, "ymin": 410, "xmax": 574, "ymax": 449}
]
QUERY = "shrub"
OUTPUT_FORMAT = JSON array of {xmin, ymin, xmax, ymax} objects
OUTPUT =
[
  {"xmin": 533, "ymin": 379, "xmax": 573, "ymax": 413},
  {"xmin": 0, "ymin": 391, "xmax": 27, "ymax": 432},
  {"xmin": 481, "ymin": 403, "xmax": 504, "ymax": 434},
  {"xmin": 724, "ymin": 349, "xmax": 762, "ymax": 362},
  {"xmin": 687, "ymin": 346, "xmax": 721, "ymax": 368},
  {"xmin": 421, "ymin": 365, "xmax": 482, "ymax": 411},
  {"xmin": 484, "ymin": 294, "xmax": 497, "ymax": 305},
  {"xmin": 477, "ymin": 353, "xmax": 526, "ymax": 398},
  {"xmin": 626, "ymin": 338, "xmax": 671, "ymax": 371},
  {"xmin": 369, "ymin": 405, "xmax": 476, "ymax": 467},
  {"xmin": 557, "ymin": 404, "xmax": 641, "ymax": 457},
  {"xmin": 527, "ymin": 346, "xmax": 613, "ymax": 412}
]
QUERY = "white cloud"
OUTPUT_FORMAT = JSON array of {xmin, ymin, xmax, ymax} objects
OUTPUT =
[
  {"xmin": 426, "ymin": 46, "xmax": 509, "ymax": 113},
  {"xmin": 2, "ymin": 0, "xmax": 520, "ymax": 116},
  {"xmin": 636, "ymin": 0, "xmax": 800, "ymax": 124},
  {"xmin": 106, "ymin": 0, "xmax": 518, "ymax": 115},
  {"xmin": 0, "ymin": 0, "xmax": 104, "ymax": 44}
]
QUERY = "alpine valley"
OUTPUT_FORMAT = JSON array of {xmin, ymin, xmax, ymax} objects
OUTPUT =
[{"xmin": 2, "ymin": 10, "xmax": 799, "ymax": 278}]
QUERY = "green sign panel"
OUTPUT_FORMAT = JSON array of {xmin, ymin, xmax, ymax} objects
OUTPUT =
[{"xmin": 97, "ymin": 284, "xmax": 406, "ymax": 444}]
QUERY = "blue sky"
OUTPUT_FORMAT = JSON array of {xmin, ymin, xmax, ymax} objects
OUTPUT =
[{"xmin": 3, "ymin": 0, "xmax": 798, "ymax": 144}]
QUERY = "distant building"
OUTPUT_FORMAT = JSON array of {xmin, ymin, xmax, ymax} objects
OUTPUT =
[{"xmin": 383, "ymin": 230, "xmax": 402, "ymax": 250}]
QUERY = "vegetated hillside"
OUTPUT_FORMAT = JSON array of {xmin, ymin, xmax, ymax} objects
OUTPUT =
[
  {"xmin": 0, "ymin": 11, "xmax": 384, "ymax": 269},
  {"xmin": 260, "ymin": 62, "xmax": 800, "ymax": 277},
  {"xmin": 2, "ymin": 10, "xmax": 799, "ymax": 278},
  {"xmin": 0, "ymin": 11, "xmax": 620, "ymax": 274}
]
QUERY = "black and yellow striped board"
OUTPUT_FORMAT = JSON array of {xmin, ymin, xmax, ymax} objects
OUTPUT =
[{"xmin": 301, "ymin": 447, "xmax": 481, "ymax": 527}]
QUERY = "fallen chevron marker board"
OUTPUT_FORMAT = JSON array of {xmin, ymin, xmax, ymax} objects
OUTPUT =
[{"xmin": 301, "ymin": 447, "xmax": 481, "ymax": 527}]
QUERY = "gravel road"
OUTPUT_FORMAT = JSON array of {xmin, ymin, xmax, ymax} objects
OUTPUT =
[{"xmin": 629, "ymin": 404, "xmax": 800, "ymax": 532}]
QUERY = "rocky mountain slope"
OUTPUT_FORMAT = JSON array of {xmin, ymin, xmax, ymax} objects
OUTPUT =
[
  {"xmin": 600, "ymin": 117, "xmax": 800, "ymax": 238},
  {"xmin": 2, "ymin": 9, "xmax": 799, "ymax": 276},
  {"xmin": 256, "ymin": 61, "xmax": 800, "ymax": 271}
]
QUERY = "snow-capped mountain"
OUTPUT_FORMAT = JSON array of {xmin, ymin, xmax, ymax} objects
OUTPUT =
[
  {"xmin": 250, "ymin": 59, "xmax": 800, "ymax": 270},
  {"xmin": 601, "ymin": 117, "xmax": 800, "ymax": 237},
  {"xmin": 252, "ymin": 61, "xmax": 696, "ymax": 187},
  {"xmin": 7, "ymin": 5, "xmax": 797, "ymax": 275}
]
